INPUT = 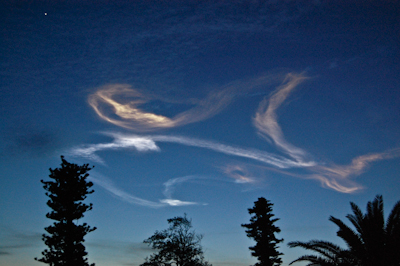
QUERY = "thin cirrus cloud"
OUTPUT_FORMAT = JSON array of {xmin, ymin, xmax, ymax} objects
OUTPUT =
[
  {"xmin": 88, "ymin": 173, "xmax": 199, "ymax": 208},
  {"xmin": 71, "ymin": 72, "xmax": 400, "ymax": 202},
  {"xmin": 70, "ymin": 132, "xmax": 315, "ymax": 169}
]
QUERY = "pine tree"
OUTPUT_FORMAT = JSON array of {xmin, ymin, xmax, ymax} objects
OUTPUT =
[
  {"xmin": 242, "ymin": 197, "xmax": 283, "ymax": 266},
  {"xmin": 35, "ymin": 156, "xmax": 96, "ymax": 266}
]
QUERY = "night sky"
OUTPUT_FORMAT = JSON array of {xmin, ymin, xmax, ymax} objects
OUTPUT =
[{"xmin": 1, "ymin": 1, "xmax": 400, "ymax": 266}]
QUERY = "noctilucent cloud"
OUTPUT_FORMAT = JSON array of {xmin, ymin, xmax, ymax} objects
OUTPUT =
[{"xmin": 1, "ymin": 1, "xmax": 399, "ymax": 266}]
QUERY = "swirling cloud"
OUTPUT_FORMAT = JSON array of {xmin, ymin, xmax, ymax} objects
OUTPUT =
[
  {"xmin": 78, "ymin": 72, "xmax": 400, "ymax": 199},
  {"xmin": 87, "ymin": 73, "xmax": 284, "ymax": 132},
  {"xmin": 88, "ymin": 84, "xmax": 235, "ymax": 131}
]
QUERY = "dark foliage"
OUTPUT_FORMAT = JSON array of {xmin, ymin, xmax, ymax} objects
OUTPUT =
[
  {"xmin": 35, "ymin": 156, "xmax": 96, "ymax": 266},
  {"xmin": 242, "ymin": 197, "xmax": 283, "ymax": 266},
  {"xmin": 141, "ymin": 214, "xmax": 211, "ymax": 266},
  {"xmin": 287, "ymin": 240, "xmax": 357, "ymax": 266},
  {"xmin": 288, "ymin": 195, "xmax": 400, "ymax": 266}
]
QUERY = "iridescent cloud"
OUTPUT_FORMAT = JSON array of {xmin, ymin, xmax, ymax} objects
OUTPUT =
[{"xmin": 88, "ymin": 84, "xmax": 234, "ymax": 131}]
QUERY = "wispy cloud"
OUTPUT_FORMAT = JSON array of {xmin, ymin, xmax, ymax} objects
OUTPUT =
[
  {"xmin": 223, "ymin": 165, "xmax": 256, "ymax": 184},
  {"xmin": 0, "ymin": 226, "xmax": 40, "ymax": 256},
  {"xmin": 88, "ymin": 173, "xmax": 200, "ymax": 208},
  {"xmin": 70, "ymin": 133, "xmax": 315, "ymax": 169},
  {"xmin": 163, "ymin": 175, "xmax": 198, "ymax": 198},
  {"xmin": 253, "ymin": 73, "xmax": 311, "ymax": 163},
  {"xmin": 0, "ymin": 244, "xmax": 31, "ymax": 256},
  {"xmin": 88, "ymin": 84, "xmax": 235, "ymax": 132},
  {"xmin": 88, "ymin": 174, "xmax": 165, "ymax": 208},
  {"xmin": 162, "ymin": 175, "xmax": 208, "ymax": 206},
  {"xmin": 160, "ymin": 199, "xmax": 199, "ymax": 206},
  {"xmin": 76, "ymin": 72, "xmax": 400, "ymax": 197},
  {"xmin": 69, "ymin": 132, "xmax": 160, "ymax": 164},
  {"xmin": 87, "ymin": 73, "xmax": 286, "ymax": 133},
  {"xmin": 308, "ymin": 149, "xmax": 400, "ymax": 193}
]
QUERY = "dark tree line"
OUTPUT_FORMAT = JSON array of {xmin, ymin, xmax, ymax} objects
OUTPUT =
[{"xmin": 36, "ymin": 158, "xmax": 400, "ymax": 266}]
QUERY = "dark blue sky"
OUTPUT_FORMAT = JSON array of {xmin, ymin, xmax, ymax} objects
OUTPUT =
[{"xmin": 1, "ymin": 1, "xmax": 400, "ymax": 266}]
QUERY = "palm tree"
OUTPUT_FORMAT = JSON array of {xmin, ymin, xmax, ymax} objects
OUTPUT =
[
  {"xmin": 288, "ymin": 240, "xmax": 356, "ymax": 266},
  {"xmin": 288, "ymin": 195, "xmax": 400, "ymax": 266}
]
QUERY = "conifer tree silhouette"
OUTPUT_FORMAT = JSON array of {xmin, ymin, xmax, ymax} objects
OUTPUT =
[
  {"xmin": 35, "ymin": 156, "xmax": 96, "ymax": 266},
  {"xmin": 242, "ymin": 197, "xmax": 283, "ymax": 266}
]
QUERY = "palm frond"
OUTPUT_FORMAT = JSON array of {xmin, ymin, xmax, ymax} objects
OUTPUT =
[
  {"xmin": 346, "ymin": 202, "xmax": 364, "ymax": 235},
  {"xmin": 329, "ymin": 216, "xmax": 362, "ymax": 253},
  {"xmin": 365, "ymin": 195, "xmax": 385, "ymax": 231},
  {"xmin": 386, "ymin": 200, "xmax": 400, "ymax": 237},
  {"xmin": 289, "ymin": 254, "xmax": 334, "ymax": 266},
  {"xmin": 288, "ymin": 240, "xmax": 347, "ymax": 264},
  {"xmin": 290, "ymin": 195, "xmax": 400, "ymax": 266}
]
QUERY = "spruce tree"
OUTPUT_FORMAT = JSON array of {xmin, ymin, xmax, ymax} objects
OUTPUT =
[
  {"xmin": 35, "ymin": 156, "xmax": 96, "ymax": 266},
  {"xmin": 242, "ymin": 197, "xmax": 283, "ymax": 266}
]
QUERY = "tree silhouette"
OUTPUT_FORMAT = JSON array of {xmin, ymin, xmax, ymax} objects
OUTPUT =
[
  {"xmin": 288, "ymin": 195, "xmax": 400, "ymax": 266},
  {"xmin": 141, "ymin": 214, "xmax": 211, "ymax": 266},
  {"xmin": 35, "ymin": 156, "xmax": 96, "ymax": 266},
  {"xmin": 242, "ymin": 197, "xmax": 283, "ymax": 266}
]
